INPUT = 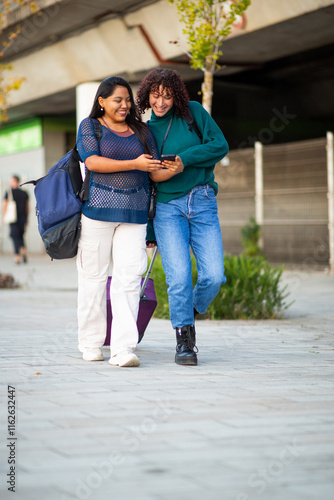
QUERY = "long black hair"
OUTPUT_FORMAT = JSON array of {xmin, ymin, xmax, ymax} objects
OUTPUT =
[{"xmin": 89, "ymin": 76, "xmax": 151, "ymax": 154}]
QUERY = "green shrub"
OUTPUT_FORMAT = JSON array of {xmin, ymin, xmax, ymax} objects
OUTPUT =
[
  {"xmin": 241, "ymin": 216, "xmax": 262, "ymax": 257},
  {"xmin": 149, "ymin": 253, "xmax": 291, "ymax": 320},
  {"xmin": 207, "ymin": 255, "xmax": 290, "ymax": 319}
]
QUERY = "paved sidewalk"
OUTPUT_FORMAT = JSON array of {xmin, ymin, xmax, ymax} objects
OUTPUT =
[{"xmin": 0, "ymin": 254, "xmax": 334, "ymax": 500}]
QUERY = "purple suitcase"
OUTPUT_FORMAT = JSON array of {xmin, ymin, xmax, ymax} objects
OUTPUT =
[{"xmin": 104, "ymin": 248, "xmax": 158, "ymax": 345}]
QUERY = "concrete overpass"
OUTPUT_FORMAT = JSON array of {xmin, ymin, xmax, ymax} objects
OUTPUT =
[{"xmin": 1, "ymin": 0, "xmax": 334, "ymax": 123}]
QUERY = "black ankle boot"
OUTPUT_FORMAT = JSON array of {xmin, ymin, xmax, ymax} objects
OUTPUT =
[{"xmin": 175, "ymin": 325, "xmax": 198, "ymax": 366}]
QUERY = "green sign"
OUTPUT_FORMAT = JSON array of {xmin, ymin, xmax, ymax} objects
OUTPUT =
[{"xmin": 0, "ymin": 118, "xmax": 43, "ymax": 155}]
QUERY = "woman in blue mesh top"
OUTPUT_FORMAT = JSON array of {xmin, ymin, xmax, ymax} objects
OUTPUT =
[{"xmin": 76, "ymin": 76, "xmax": 161, "ymax": 367}]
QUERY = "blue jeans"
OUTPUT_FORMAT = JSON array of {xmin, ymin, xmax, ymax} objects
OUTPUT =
[{"xmin": 153, "ymin": 185, "xmax": 226, "ymax": 328}]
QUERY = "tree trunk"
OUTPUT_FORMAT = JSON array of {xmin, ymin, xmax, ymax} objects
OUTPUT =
[{"xmin": 201, "ymin": 69, "xmax": 213, "ymax": 115}]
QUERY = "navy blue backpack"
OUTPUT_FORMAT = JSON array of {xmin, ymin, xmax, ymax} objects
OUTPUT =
[{"xmin": 24, "ymin": 119, "xmax": 102, "ymax": 260}]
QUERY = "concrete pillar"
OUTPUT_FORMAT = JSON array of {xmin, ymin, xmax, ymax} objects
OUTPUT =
[
  {"xmin": 75, "ymin": 82, "xmax": 101, "ymax": 178},
  {"xmin": 254, "ymin": 141, "xmax": 264, "ymax": 251},
  {"xmin": 76, "ymin": 82, "xmax": 101, "ymax": 130},
  {"xmin": 327, "ymin": 131, "xmax": 334, "ymax": 273}
]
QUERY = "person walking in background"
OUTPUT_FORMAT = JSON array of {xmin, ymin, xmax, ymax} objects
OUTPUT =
[
  {"xmin": 137, "ymin": 68, "xmax": 229, "ymax": 366},
  {"xmin": 2, "ymin": 175, "xmax": 29, "ymax": 265},
  {"xmin": 76, "ymin": 76, "xmax": 161, "ymax": 366}
]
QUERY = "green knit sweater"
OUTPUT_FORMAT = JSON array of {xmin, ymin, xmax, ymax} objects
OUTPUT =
[
  {"xmin": 146, "ymin": 101, "xmax": 229, "ymax": 242},
  {"xmin": 148, "ymin": 100, "xmax": 229, "ymax": 203}
]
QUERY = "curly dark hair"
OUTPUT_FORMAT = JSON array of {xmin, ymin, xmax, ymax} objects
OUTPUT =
[{"xmin": 136, "ymin": 68, "xmax": 189, "ymax": 118}]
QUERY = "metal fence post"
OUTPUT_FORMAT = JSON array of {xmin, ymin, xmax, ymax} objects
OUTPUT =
[
  {"xmin": 255, "ymin": 141, "xmax": 264, "ymax": 251},
  {"xmin": 327, "ymin": 131, "xmax": 334, "ymax": 273}
]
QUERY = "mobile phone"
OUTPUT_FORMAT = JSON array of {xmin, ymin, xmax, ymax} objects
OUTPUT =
[{"xmin": 161, "ymin": 154, "xmax": 176, "ymax": 162}]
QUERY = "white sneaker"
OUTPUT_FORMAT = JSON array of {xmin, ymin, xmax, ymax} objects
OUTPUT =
[
  {"xmin": 78, "ymin": 344, "xmax": 85, "ymax": 353},
  {"xmin": 109, "ymin": 350, "xmax": 140, "ymax": 367},
  {"xmin": 82, "ymin": 348, "xmax": 104, "ymax": 361}
]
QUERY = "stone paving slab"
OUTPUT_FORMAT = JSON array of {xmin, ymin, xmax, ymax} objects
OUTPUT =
[{"xmin": 0, "ymin": 254, "xmax": 334, "ymax": 499}]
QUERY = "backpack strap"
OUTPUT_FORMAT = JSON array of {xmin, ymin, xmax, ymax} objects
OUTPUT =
[
  {"xmin": 69, "ymin": 147, "xmax": 84, "ymax": 197},
  {"xmin": 80, "ymin": 119, "xmax": 103, "ymax": 201},
  {"xmin": 91, "ymin": 118, "xmax": 103, "ymax": 142},
  {"xmin": 184, "ymin": 106, "xmax": 202, "ymax": 141}
]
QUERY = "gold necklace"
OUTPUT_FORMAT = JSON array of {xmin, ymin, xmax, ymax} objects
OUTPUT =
[{"xmin": 102, "ymin": 116, "xmax": 129, "ymax": 132}]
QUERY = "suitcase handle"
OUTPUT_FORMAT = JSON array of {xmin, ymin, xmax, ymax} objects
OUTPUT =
[{"xmin": 140, "ymin": 247, "xmax": 158, "ymax": 299}]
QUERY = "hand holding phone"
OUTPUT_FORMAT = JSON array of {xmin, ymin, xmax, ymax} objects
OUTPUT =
[
  {"xmin": 159, "ymin": 155, "xmax": 184, "ymax": 174},
  {"xmin": 161, "ymin": 154, "xmax": 176, "ymax": 162}
]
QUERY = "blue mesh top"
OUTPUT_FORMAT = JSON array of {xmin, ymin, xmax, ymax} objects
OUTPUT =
[{"xmin": 77, "ymin": 117, "xmax": 159, "ymax": 224}]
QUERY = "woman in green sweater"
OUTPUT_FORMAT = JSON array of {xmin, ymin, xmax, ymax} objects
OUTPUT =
[{"xmin": 137, "ymin": 68, "xmax": 229, "ymax": 366}]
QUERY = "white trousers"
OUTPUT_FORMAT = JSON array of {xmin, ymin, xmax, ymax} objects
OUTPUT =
[{"xmin": 76, "ymin": 215, "xmax": 147, "ymax": 357}]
